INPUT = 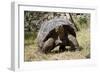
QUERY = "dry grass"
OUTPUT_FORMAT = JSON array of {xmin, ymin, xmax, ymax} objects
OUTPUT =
[{"xmin": 24, "ymin": 29, "xmax": 90, "ymax": 62}]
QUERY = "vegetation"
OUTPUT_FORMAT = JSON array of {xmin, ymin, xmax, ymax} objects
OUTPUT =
[{"xmin": 24, "ymin": 11, "xmax": 90, "ymax": 61}]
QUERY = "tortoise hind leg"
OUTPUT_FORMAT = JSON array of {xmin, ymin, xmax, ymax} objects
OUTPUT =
[{"xmin": 42, "ymin": 38, "xmax": 55, "ymax": 54}]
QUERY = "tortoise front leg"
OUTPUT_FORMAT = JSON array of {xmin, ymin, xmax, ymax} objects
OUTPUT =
[
  {"xmin": 68, "ymin": 34, "xmax": 80, "ymax": 51},
  {"xmin": 42, "ymin": 38, "xmax": 55, "ymax": 54}
]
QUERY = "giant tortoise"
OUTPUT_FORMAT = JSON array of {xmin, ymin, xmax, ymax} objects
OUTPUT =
[{"xmin": 37, "ymin": 17, "xmax": 80, "ymax": 53}]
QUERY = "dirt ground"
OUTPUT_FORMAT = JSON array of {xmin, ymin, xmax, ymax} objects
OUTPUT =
[{"xmin": 24, "ymin": 46, "xmax": 89, "ymax": 61}]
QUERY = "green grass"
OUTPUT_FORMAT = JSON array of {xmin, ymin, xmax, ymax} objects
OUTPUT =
[
  {"xmin": 24, "ymin": 28, "xmax": 90, "ymax": 61},
  {"xmin": 24, "ymin": 31, "xmax": 37, "ymax": 45}
]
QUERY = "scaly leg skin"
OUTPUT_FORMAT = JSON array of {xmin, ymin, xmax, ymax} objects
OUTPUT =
[
  {"xmin": 68, "ymin": 34, "xmax": 80, "ymax": 51},
  {"xmin": 42, "ymin": 38, "xmax": 55, "ymax": 54}
]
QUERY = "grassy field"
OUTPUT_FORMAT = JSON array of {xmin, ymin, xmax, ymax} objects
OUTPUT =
[{"xmin": 24, "ymin": 29, "xmax": 90, "ymax": 61}]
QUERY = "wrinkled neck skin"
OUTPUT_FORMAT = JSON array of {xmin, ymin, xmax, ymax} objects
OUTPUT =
[
  {"xmin": 55, "ymin": 25, "xmax": 68, "ymax": 46},
  {"xmin": 56, "ymin": 25, "xmax": 65, "ymax": 40}
]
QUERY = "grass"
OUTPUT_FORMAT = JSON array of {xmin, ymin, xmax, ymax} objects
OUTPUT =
[
  {"xmin": 24, "ymin": 28, "xmax": 90, "ymax": 61},
  {"xmin": 77, "ymin": 29, "xmax": 90, "ymax": 56}
]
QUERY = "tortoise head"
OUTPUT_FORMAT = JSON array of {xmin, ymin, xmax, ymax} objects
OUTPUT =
[{"xmin": 55, "ymin": 25, "xmax": 65, "ymax": 40}]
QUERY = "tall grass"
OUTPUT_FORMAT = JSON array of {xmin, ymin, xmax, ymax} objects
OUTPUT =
[
  {"xmin": 77, "ymin": 29, "xmax": 90, "ymax": 56},
  {"xmin": 24, "ymin": 31, "xmax": 37, "ymax": 45}
]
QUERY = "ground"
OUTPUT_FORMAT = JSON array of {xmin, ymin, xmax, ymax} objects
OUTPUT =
[{"xmin": 24, "ymin": 29, "xmax": 90, "ymax": 61}]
